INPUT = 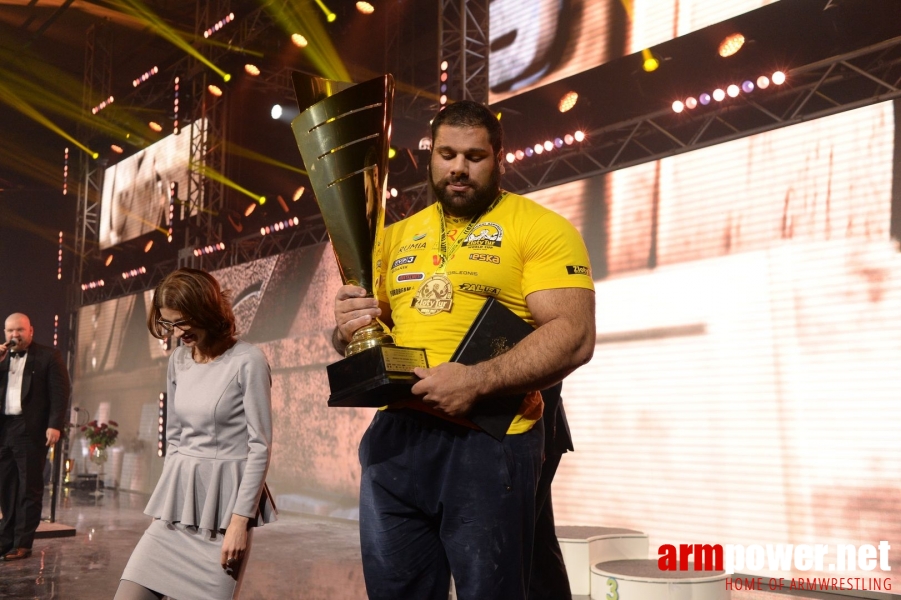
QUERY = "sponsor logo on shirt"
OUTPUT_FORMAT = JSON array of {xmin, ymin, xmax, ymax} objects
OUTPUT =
[
  {"xmin": 390, "ymin": 286, "xmax": 413, "ymax": 296},
  {"xmin": 469, "ymin": 253, "xmax": 500, "ymax": 264},
  {"xmin": 449, "ymin": 270, "xmax": 478, "ymax": 277},
  {"xmin": 461, "ymin": 222, "xmax": 503, "ymax": 249},
  {"xmin": 391, "ymin": 256, "xmax": 416, "ymax": 269},
  {"xmin": 458, "ymin": 283, "xmax": 501, "ymax": 296},
  {"xmin": 566, "ymin": 265, "xmax": 590, "ymax": 276},
  {"xmin": 413, "ymin": 233, "xmax": 427, "ymax": 241},
  {"xmin": 397, "ymin": 272, "xmax": 425, "ymax": 282},
  {"xmin": 399, "ymin": 242, "xmax": 427, "ymax": 253}
]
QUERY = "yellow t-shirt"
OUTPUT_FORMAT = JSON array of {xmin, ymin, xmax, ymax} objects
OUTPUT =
[{"xmin": 375, "ymin": 191, "xmax": 595, "ymax": 433}]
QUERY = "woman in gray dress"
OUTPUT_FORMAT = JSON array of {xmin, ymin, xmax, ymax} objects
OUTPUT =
[{"xmin": 115, "ymin": 268, "xmax": 276, "ymax": 600}]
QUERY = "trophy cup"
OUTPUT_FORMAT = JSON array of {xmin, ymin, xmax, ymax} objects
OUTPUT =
[{"xmin": 291, "ymin": 72, "xmax": 428, "ymax": 407}]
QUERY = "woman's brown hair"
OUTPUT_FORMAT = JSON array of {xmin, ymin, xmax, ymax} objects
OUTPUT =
[{"xmin": 147, "ymin": 268, "xmax": 236, "ymax": 344}]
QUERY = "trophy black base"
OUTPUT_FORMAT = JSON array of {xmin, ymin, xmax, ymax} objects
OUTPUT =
[{"xmin": 327, "ymin": 345, "xmax": 428, "ymax": 407}]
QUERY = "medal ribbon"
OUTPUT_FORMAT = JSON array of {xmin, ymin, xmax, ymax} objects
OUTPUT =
[{"xmin": 434, "ymin": 191, "xmax": 506, "ymax": 274}]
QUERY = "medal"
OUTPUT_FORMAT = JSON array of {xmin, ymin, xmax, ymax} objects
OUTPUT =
[
  {"xmin": 411, "ymin": 192, "xmax": 506, "ymax": 316},
  {"xmin": 412, "ymin": 273, "xmax": 454, "ymax": 315}
]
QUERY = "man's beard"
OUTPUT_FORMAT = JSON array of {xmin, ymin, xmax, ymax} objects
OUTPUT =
[{"xmin": 429, "ymin": 165, "xmax": 500, "ymax": 219}]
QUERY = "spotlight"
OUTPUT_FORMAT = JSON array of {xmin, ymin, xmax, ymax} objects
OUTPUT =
[
  {"xmin": 718, "ymin": 33, "xmax": 745, "ymax": 58},
  {"xmin": 524, "ymin": 147, "xmax": 534, "ymax": 157},
  {"xmin": 258, "ymin": 196, "xmax": 266, "ymax": 205},
  {"xmin": 533, "ymin": 144, "xmax": 543, "ymax": 155},
  {"xmin": 712, "ymin": 89, "xmax": 726, "ymax": 102},
  {"xmin": 291, "ymin": 33, "xmax": 308, "ymax": 48},
  {"xmin": 244, "ymin": 203, "xmax": 256, "ymax": 217},
  {"xmin": 390, "ymin": 188, "xmax": 398, "ymax": 198},
  {"xmin": 558, "ymin": 91, "xmax": 578, "ymax": 113},
  {"xmin": 149, "ymin": 121, "xmax": 163, "ymax": 132},
  {"xmin": 643, "ymin": 56, "xmax": 660, "ymax": 72},
  {"xmin": 726, "ymin": 84, "xmax": 740, "ymax": 98},
  {"xmin": 327, "ymin": 12, "xmax": 336, "ymax": 22},
  {"xmin": 208, "ymin": 85, "xmax": 223, "ymax": 97},
  {"xmin": 271, "ymin": 104, "xmax": 283, "ymax": 119},
  {"xmin": 441, "ymin": 60, "xmax": 448, "ymax": 71},
  {"xmin": 505, "ymin": 152, "xmax": 515, "ymax": 163},
  {"xmin": 672, "ymin": 100, "xmax": 685, "ymax": 113},
  {"xmin": 757, "ymin": 75, "xmax": 770, "ymax": 89},
  {"xmin": 144, "ymin": 240, "xmax": 154, "ymax": 253},
  {"xmin": 356, "ymin": 1, "xmax": 375, "ymax": 13},
  {"xmin": 685, "ymin": 97, "xmax": 698, "ymax": 109},
  {"xmin": 292, "ymin": 186, "xmax": 305, "ymax": 201},
  {"xmin": 772, "ymin": 71, "xmax": 786, "ymax": 85},
  {"xmin": 554, "ymin": 138, "xmax": 563, "ymax": 148},
  {"xmin": 573, "ymin": 130, "xmax": 585, "ymax": 142},
  {"xmin": 388, "ymin": 147, "xmax": 397, "ymax": 159},
  {"xmin": 741, "ymin": 80, "xmax": 755, "ymax": 93},
  {"xmin": 515, "ymin": 150, "xmax": 524, "ymax": 160},
  {"xmin": 111, "ymin": 144, "xmax": 124, "ymax": 154},
  {"xmin": 105, "ymin": 255, "xmax": 114, "ymax": 267},
  {"xmin": 699, "ymin": 93, "xmax": 711, "ymax": 105},
  {"xmin": 245, "ymin": 64, "xmax": 260, "ymax": 76},
  {"xmin": 543, "ymin": 141, "xmax": 553, "ymax": 152}
]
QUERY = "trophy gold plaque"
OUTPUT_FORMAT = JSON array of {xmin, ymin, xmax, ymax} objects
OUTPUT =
[{"xmin": 291, "ymin": 72, "xmax": 427, "ymax": 407}]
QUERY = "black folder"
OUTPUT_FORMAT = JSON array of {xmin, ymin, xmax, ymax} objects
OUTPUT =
[{"xmin": 451, "ymin": 297, "xmax": 535, "ymax": 441}]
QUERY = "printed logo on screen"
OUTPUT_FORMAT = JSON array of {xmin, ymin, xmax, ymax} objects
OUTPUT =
[
  {"xmin": 461, "ymin": 222, "xmax": 503, "ymax": 249},
  {"xmin": 391, "ymin": 256, "xmax": 416, "ymax": 270},
  {"xmin": 458, "ymin": 283, "xmax": 500, "ymax": 296},
  {"xmin": 397, "ymin": 272, "xmax": 425, "ymax": 282},
  {"xmin": 469, "ymin": 253, "xmax": 500, "ymax": 264},
  {"xmin": 657, "ymin": 541, "xmax": 892, "ymax": 593},
  {"xmin": 566, "ymin": 265, "xmax": 590, "ymax": 276},
  {"xmin": 390, "ymin": 286, "xmax": 413, "ymax": 297}
]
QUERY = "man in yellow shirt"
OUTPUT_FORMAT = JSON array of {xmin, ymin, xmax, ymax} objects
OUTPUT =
[{"xmin": 333, "ymin": 101, "xmax": 595, "ymax": 600}]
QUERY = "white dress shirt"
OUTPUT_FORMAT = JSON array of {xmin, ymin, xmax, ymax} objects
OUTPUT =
[{"xmin": 5, "ymin": 352, "xmax": 26, "ymax": 415}]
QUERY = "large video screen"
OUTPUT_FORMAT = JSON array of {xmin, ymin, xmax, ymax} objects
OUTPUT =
[
  {"xmin": 489, "ymin": 0, "xmax": 778, "ymax": 102},
  {"xmin": 72, "ymin": 100, "xmax": 900, "ymax": 578},
  {"xmin": 98, "ymin": 122, "xmax": 203, "ymax": 250}
]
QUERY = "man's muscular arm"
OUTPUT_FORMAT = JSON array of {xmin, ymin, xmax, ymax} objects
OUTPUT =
[{"xmin": 412, "ymin": 287, "xmax": 595, "ymax": 416}]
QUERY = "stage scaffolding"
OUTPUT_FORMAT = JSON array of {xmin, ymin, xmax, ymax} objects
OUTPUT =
[{"xmin": 502, "ymin": 36, "xmax": 901, "ymax": 195}]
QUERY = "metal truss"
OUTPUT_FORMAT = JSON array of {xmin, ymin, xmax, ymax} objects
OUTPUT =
[
  {"xmin": 439, "ymin": 0, "xmax": 489, "ymax": 104},
  {"xmin": 504, "ymin": 36, "xmax": 901, "ymax": 194},
  {"xmin": 76, "ymin": 259, "xmax": 179, "ymax": 307}
]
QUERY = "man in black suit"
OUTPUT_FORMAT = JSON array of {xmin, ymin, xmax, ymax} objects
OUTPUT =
[{"xmin": 0, "ymin": 313, "xmax": 70, "ymax": 561}]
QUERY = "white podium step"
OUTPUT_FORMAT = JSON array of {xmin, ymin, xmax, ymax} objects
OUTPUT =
[
  {"xmin": 557, "ymin": 526, "xmax": 649, "ymax": 597},
  {"xmin": 591, "ymin": 559, "xmax": 730, "ymax": 600}
]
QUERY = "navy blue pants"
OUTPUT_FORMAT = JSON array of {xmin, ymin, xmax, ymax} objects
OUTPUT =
[{"xmin": 358, "ymin": 409, "xmax": 544, "ymax": 600}]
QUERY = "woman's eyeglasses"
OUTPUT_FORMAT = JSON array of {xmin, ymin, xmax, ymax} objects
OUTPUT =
[{"xmin": 156, "ymin": 319, "xmax": 190, "ymax": 334}]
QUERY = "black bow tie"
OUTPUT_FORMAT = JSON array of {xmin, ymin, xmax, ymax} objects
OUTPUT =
[{"xmin": 8, "ymin": 350, "xmax": 26, "ymax": 358}]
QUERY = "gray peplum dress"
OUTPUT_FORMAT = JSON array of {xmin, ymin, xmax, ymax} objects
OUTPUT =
[{"xmin": 121, "ymin": 341, "xmax": 277, "ymax": 600}]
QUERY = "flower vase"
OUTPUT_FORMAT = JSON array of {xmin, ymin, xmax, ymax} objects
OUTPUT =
[{"xmin": 89, "ymin": 446, "xmax": 107, "ymax": 496}]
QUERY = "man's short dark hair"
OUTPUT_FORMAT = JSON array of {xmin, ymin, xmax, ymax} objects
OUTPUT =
[{"xmin": 431, "ymin": 101, "xmax": 503, "ymax": 156}]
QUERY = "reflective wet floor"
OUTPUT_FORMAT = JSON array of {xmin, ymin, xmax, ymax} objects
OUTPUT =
[
  {"xmin": 0, "ymin": 488, "xmax": 367, "ymax": 599},
  {"xmin": 0, "ymin": 489, "xmax": 855, "ymax": 599}
]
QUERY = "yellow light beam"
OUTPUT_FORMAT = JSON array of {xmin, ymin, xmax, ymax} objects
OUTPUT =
[
  {"xmin": 263, "ymin": 1, "xmax": 350, "ymax": 81},
  {"xmin": 113, "ymin": 0, "xmax": 231, "ymax": 81},
  {"xmin": 192, "ymin": 163, "xmax": 265, "ymax": 204},
  {"xmin": 0, "ymin": 80, "xmax": 97, "ymax": 158},
  {"xmin": 224, "ymin": 141, "xmax": 307, "ymax": 175}
]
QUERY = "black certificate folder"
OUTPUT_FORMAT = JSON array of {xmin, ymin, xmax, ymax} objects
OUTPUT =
[{"xmin": 451, "ymin": 297, "xmax": 535, "ymax": 441}]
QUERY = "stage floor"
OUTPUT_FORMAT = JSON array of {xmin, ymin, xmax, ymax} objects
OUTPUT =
[{"xmin": 0, "ymin": 488, "xmax": 884, "ymax": 599}]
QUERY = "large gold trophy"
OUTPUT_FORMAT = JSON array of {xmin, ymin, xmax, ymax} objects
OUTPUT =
[{"xmin": 291, "ymin": 72, "xmax": 427, "ymax": 407}]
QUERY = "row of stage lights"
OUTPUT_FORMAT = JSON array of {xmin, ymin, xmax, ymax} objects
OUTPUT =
[
  {"xmin": 133, "ymin": 66, "xmax": 159, "ymax": 88},
  {"xmin": 91, "ymin": 96, "xmax": 114, "ymax": 115},
  {"xmin": 81, "ymin": 279, "xmax": 105, "ymax": 291},
  {"xmin": 122, "ymin": 267, "xmax": 147, "ymax": 280},
  {"xmin": 672, "ymin": 71, "xmax": 786, "ymax": 113},
  {"xmin": 505, "ymin": 131, "xmax": 586, "ymax": 164},
  {"xmin": 193, "ymin": 242, "xmax": 226, "ymax": 256},
  {"xmin": 203, "ymin": 12, "xmax": 234, "ymax": 38},
  {"xmin": 261, "ymin": 217, "xmax": 301, "ymax": 236}
]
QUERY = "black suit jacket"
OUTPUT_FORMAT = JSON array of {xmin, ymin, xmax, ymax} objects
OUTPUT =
[{"xmin": 0, "ymin": 342, "xmax": 71, "ymax": 445}]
